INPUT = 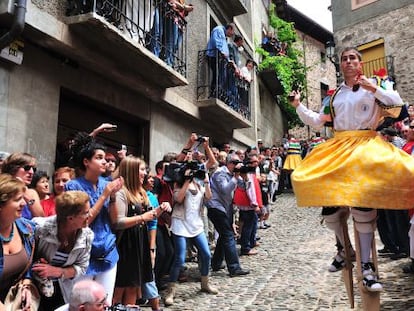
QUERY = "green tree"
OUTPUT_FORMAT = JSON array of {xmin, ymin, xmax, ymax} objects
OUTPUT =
[{"xmin": 257, "ymin": 3, "xmax": 306, "ymax": 128}]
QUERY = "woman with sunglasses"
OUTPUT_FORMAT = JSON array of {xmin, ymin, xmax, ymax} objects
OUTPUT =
[
  {"xmin": 32, "ymin": 191, "xmax": 94, "ymax": 310},
  {"xmin": 112, "ymin": 156, "xmax": 171, "ymax": 307},
  {"xmin": 288, "ymin": 47, "xmax": 412, "ymax": 294},
  {"xmin": 64, "ymin": 132, "xmax": 124, "ymax": 303},
  {"xmin": 0, "ymin": 174, "xmax": 36, "ymax": 310},
  {"xmin": 2, "ymin": 152, "xmax": 45, "ymax": 219}
]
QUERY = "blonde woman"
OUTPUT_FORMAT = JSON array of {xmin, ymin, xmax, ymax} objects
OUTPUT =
[{"xmin": 113, "ymin": 156, "xmax": 170, "ymax": 306}]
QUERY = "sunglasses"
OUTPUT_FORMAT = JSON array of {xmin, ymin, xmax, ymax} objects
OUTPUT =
[
  {"xmin": 410, "ymin": 126, "xmax": 414, "ymax": 129},
  {"xmin": 22, "ymin": 165, "xmax": 37, "ymax": 173}
]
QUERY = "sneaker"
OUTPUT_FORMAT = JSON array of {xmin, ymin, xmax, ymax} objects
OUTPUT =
[
  {"xmin": 328, "ymin": 254, "xmax": 345, "ymax": 272},
  {"xmin": 390, "ymin": 252, "xmax": 408, "ymax": 260},
  {"xmin": 378, "ymin": 247, "xmax": 393, "ymax": 255},
  {"xmin": 362, "ymin": 262, "xmax": 383, "ymax": 292}
]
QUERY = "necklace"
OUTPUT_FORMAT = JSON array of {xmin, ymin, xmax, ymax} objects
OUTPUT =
[{"xmin": 0, "ymin": 224, "xmax": 14, "ymax": 243}]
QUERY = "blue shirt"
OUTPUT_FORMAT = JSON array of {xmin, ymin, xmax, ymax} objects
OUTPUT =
[
  {"xmin": 205, "ymin": 166, "xmax": 242, "ymax": 215},
  {"xmin": 146, "ymin": 191, "xmax": 158, "ymax": 231},
  {"xmin": 65, "ymin": 176, "xmax": 118, "ymax": 275},
  {"xmin": 206, "ymin": 25, "xmax": 229, "ymax": 58},
  {"xmin": 22, "ymin": 204, "xmax": 32, "ymax": 219}
]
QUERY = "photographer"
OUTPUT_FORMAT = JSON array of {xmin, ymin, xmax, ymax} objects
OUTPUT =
[
  {"xmin": 176, "ymin": 133, "xmax": 218, "ymax": 171},
  {"xmin": 164, "ymin": 158, "xmax": 218, "ymax": 306},
  {"xmin": 205, "ymin": 154, "xmax": 250, "ymax": 277},
  {"xmin": 233, "ymin": 155, "xmax": 262, "ymax": 256}
]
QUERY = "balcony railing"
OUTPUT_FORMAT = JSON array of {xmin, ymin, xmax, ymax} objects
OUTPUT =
[
  {"xmin": 362, "ymin": 55, "xmax": 395, "ymax": 80},
  {"xmin": 197, "ymin": 49, "xmax": 251, "ymax": 121},
  {"xmin": 66, "ymin": 0, "xmax": 187, "ymax": 76}
]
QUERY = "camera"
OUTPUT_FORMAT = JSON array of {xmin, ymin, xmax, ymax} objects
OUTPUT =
[
  {"xmin": 105, "ymin": 304, "xmax": 139, "ymax": 311},
  {"xmin": 196, "ymin": 135, "xmax": 207, "ymax": 143},
  {"xmin": 163, "ymin": 161, "xmax": 205, "ymax": 185},
  {"xmin": 234, "ymin": 162, "xmax": 256, "ymax": 174}
]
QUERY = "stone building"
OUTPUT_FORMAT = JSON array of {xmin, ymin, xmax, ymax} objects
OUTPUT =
[
  {"xmin": 331, "ymin": 0, "xmax": 414, "ymax": 105},
  {"xmin": 279, "ymin": 3, "xmax": 337, "ymax": 140},
  {"xmin": 0, "ymin": 0, "xmax": 291, "ymax": 173}
]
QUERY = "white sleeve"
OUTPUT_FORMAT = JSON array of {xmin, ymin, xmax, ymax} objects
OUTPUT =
[{"xmin": 296, "ymin": 103, "xmax": 325, "ymax": 129}]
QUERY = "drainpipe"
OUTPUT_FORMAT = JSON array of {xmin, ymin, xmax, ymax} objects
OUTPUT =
[{"xmin": 0, "ymin": 0, "xmax": 27, "ymax": 50}]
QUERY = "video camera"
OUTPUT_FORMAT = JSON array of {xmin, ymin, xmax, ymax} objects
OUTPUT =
[
  {"xmin": 233, "ymin": 160, "xmax": 257, "ymax": 174},
  {"xmin": 163, "ymin": 161, "xmax": 206, "ymax": 185}
]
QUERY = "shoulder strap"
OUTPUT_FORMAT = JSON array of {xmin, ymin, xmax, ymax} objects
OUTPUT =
[{"xmin": 328, "ymin": 86, "xmax": 342, "ymax": 129}]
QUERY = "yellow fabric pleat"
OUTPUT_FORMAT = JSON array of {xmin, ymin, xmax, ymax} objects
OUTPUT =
[
  {"xmin": 291, "ymin": 130, "xmax": 414, "ymax": 210},
  {"xmin": 283, "ymin": 154, "xmax": 302, "ymax": 170}
]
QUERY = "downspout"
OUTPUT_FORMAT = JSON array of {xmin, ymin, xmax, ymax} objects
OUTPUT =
[{"xmin": 0, "ymin": 0, "xmax": 27, "ymax": 50}]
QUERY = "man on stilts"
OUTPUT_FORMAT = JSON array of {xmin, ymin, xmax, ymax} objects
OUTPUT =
[{"xmin": 288, "ymin": 47, "xmax": 414, "ymax": 309}]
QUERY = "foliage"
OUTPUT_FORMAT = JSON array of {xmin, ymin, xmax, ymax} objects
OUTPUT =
[{"xmin": 256, "ymin": 3, "xmax": 306, "ymax": 128}]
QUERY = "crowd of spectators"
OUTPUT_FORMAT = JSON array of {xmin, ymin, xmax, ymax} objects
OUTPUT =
[{"xmin": 0, "ymin": 124, "xmax": 293, "ymax": 310}]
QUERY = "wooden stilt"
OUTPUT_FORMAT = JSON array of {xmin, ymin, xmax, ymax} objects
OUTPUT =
[
  {"xmin": 353, "ymin": 223, "xmax": 380, "ymax": 311},
  {"xmin": 341, "ymin": 216, "xmax": 354, "ymax": 308}
]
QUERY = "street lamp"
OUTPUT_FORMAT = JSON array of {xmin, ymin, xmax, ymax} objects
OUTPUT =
[{"xmin": 325, "ymin": 40, "xmax": 341, "ymax": 86}]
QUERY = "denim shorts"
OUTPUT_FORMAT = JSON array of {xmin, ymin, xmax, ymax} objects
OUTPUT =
[{"xmin": 142, "ymin": 280, "xmax": 159, "ymax": 300}]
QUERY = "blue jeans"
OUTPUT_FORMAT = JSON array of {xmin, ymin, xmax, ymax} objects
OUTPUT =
[
  {"xmin": 239, "ymin": 210, "xmax": 258, "ymax": 254},
  {"xmin": 149, "ymin": 7, "xmax": 162, "ymax": 57},
  {"xmin": 169, "ymin": 232, "xmax": 211, "ymax": 281},
  {"xmin": 165, "ymin": 18, "xmax": 182, "ymax": 67},
  {"xmin": 207, "ymin": 208, "xmax": 241, "ymax": 273}
]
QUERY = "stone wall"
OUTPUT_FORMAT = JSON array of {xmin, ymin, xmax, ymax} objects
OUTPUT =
[
  {"xmin": 334, "ymin": 3, "xmax": 414, "ymax": 105},
  {"xmin": 289, "ymin": 31, "xmax": 336, "ymax": 141}
]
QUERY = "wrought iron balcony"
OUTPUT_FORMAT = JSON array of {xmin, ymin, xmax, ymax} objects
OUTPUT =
[
  {"xmin": 66, "ymin": 0, "xmax": 188, "ymax": 79},
  {"xmin": 362, "ymin": 55, "xmax": 395, "ymax": 80},
  {"xmin": 196, "ymin": 49, "xmax": 252, "ymax": 129}
]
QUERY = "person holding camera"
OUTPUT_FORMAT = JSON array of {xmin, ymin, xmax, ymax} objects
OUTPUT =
[
  {"xmin": 164, "ymin": 156, "xmax": 218, "ymax": 306},
  {"xmin": 206, "ymin": 153, "xmax": 250, "ymax": 277}
]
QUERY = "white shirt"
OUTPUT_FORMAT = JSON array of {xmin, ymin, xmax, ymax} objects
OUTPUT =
[
  {"xmin": 296, "ymin": 82, "xmax": 403, "ymax": 131},
  {"xmin": 171, "ymin": 186, "xmax": 205, "ymax": 238}
]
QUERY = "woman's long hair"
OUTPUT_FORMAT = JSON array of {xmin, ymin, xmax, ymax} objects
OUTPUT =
[{"xmin": 117, "ymin": 156, "xmax": 149, "ymax": 206}]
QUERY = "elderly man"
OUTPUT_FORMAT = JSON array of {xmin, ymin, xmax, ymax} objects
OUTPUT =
[
  {"xmin": 55, "ymin": 280, "xmax": 109, "ymax": 311},
  {"xmin": 206, "ymin": 153, "xmax": 249, "ymax": 277}
]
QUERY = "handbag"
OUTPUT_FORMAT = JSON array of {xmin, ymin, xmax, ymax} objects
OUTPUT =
[{"xmin": 4, "ymin": 234, "xmax": 40, "ymax": 311}]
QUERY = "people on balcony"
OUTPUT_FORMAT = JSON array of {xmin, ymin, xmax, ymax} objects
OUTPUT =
[
  {"xmin": 261, "ymin": 32, "xmax": 281, "ymax": 56},
  {"xmin": 228, "ymin": 35, "xmax": 244, "ymax": 110},
  {"xmin": 239, "ymin": 59, "xmax": 255, "ymax": 118},
  {"xmin": 206, "ymin": 23, "xmax": 235, "ymax": 99},
  {"xmin": 164, "ymin": 0, "xmax": 193, "ymax": 68}
]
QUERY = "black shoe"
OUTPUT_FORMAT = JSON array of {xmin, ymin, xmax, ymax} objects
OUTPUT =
[
  {"xmin": 229, "ymin": 268, "xmax": 250, "ymax": 277},
  {"xmin": 378, "ymin": 247, "xmax": 393, "ymax": 255},
  {"xmin": 212, "ymin": 263, "xmax": 226, "ymax": 272},
  {"xmin": 390, "ymin": 252, "xmax": 408, "ymax": 260}
]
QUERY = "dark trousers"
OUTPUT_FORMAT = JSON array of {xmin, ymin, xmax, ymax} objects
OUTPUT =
[
  {"xmin": 154, "ymin": 224, "xmax": 174, "ymax": 288},
  {"xmin": 239, "ymin": 210, "xmax": 258, "ymax": 254},
  {"xmin": 207, "ymin": 207, "xmax": 241, "ymax": 273}
]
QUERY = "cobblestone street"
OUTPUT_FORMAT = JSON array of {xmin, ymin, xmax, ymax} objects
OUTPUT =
[{"xmin": 159, "ymin": 193, "xmax": 414, "ymax": 311}]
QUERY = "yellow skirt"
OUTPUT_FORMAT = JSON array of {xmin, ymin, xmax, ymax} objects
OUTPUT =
[
  {"xmin": 283, "ymin": 154, "xmax": 302, "ymax": 170},
  {"xmin": 291, "ymin": 130, "xmax": 414, "ymax": 210}
]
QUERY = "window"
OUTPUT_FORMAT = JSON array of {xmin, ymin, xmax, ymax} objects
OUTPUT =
[
  {"xmin": 321, "ymin": 51, "xmax": 326, "ymax": 64},
  {"xmin": 351, "ymin": 0, "xmax": 378, "ymax": 10},
  {"xmin": 358, "ymin": 38, "xmax": 386, "ymax": 77}
]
